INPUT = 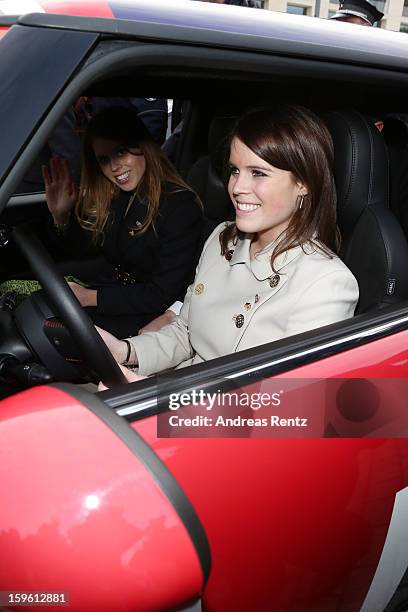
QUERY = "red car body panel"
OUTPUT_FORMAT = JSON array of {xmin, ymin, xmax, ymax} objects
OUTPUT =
[
  {"xmin": 131, "ymin": 330, "xmax": 408, "ymax": 610},
  {"xmin": 1, "ymin": 325, "xmax": 408, "ymax": 610},
  {"xmin": 0, "ymin": 0, "xmax": 113, "ymax": 18},
  {"xmin": 40, "ymin": 0, "xmax": 113, "ymax": 17},
  {"xmin": 0, "ymin": 387, "xmax": 204, "ymax": 611},
  {"xmin": 139, "ymin": 420, "xmax": 408, "ymax": 611},
  {"xmin": 291, "ymin": 329, "xmax": 408, "ymax": 380},
  {"xmin": 0, "ymin": 1, "xmax": 113, "ymax": 38}
]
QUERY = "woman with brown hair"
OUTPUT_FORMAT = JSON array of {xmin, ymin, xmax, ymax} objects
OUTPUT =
[
  {"xmin": 97, "ymin": 104, "xmax": 359, "ymax": 376},
  {"xmin": 43, "ymin": 106, "xmax": 203, "ymax": 338}
]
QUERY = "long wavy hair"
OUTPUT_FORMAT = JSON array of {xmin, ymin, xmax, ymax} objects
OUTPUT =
[
  {"xmin": 220, "ymin": 105, "xmax": 339, "ymax": 270},
  {"xmin": 76, "ymin": 106, "xmax": 195, "ymax": 241}
]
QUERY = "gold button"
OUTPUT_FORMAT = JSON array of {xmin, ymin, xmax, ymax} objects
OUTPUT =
[
  {"xmin": 194, "ymin": 283, "xmax": 205, "ymax": 295},
  {"xmin": 269, "ymin": 274, "xmax": 280, "ymax": 288},
  {"xmin": 233, "ymin": 314, "xmax": 245, "ymax": 328}
]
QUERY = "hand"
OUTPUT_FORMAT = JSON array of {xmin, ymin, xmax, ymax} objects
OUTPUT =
[
  {"xmin": 94, "ymin": 325, "xmax": 130, "ymax": 364},
  {"xmin": 98, "ymin": 364, "xmax": 146, "ymax": 390},
  {"xmin": 68, "ymin": 282, "xmax": 97, "ymax": 307},
  {"xmin": 138, "ymin": 309, "xmax": 176, "ymax": 334},
  {"xmin": 42, "ymin": 156, "xmax": 77, "ymax": 224}
]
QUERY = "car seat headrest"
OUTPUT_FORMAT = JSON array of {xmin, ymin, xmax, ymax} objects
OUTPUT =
[{"xmin": 324, "ymin": 109, "xmax": 389, "ymax": 230}]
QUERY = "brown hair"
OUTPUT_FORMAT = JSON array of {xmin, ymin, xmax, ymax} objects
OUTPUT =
[
  {"xmin": 76, "ymin": 106, "xmax": 196, "ymax": 241},
  {"xmin": 220, "ymin": 104, "xmax": 339, "ymax": 270}
]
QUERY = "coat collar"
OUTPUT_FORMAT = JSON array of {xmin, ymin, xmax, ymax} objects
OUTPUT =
[{"xmin": 229, "ymin": 234, "xmax": 316, "ymax": 281}]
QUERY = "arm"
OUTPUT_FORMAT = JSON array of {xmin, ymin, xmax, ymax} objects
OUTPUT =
[
  {"xmin": 138, "ymin": 301, "xmax": 182, "ymax": 334},
  {"xmin": 127, "ymin": 280, "xmax": 195, "ymax": 376},
  {"xmin": 68, "ymin": 282, "xmax": 97, "ymax": 307},
  {"xmin": 138, "ymin": 309, "xmax": 176, "ymax": 334},
  {"xmin": 43, "ymin": 156, "xmax": 100, "ymax": 259},
  {"xmin": 96, "ymin": 190, "xmax": 203, "ymax": 317},
  {"xmin": 126, "ymin": 224, "xmax": 223, "ymax": 376},
  {"xmin": 285, "ymin": 268, "xmax": 359, "ymax": 337},
  {"xmin": 97, "ymin": 223, "xmax": 225, "ymax": 377},
  {"xmin": 95, "ymin": 283, "xmax": 194, "ymax": 375}
]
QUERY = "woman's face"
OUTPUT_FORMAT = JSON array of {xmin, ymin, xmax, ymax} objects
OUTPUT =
[
  {"xmin": 228, "ymin": 137, "xmax": 306, "ymax": 246},
  {"xmin": 92, "ymin": 138, "xmax": 146, "ymax": 191}
]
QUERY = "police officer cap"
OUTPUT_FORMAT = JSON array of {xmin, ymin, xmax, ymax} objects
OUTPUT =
[
  {"xmin": 226, "ymin": 0, "xmax": 262, "ymax": 5},
  {"xmin": 331, "ymin": 0, "xmax": 383, "ymax": 25}
]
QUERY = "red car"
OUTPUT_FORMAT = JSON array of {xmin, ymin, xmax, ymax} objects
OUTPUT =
[{"xmin": 0, "ymin": 1, "xmax": 408, "ymax": 610}]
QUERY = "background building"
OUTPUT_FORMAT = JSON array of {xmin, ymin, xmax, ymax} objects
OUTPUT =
[{"xmin": 262, "ymin": 0, "xmax": 408, "ymax": 32}]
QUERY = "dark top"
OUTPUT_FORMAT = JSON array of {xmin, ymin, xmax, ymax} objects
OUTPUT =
[{"xmin": 53, "ymin": 183, "xmax": 203, "ymax": 337}]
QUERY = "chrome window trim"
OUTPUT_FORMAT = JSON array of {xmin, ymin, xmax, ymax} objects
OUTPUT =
[
  {"xmin": 112, "ymin": 312, "xmax": 408, "ymax": 420},
  {"xmin": 227, "ymin": 314, "xmax": 408, "ymax": 379}
]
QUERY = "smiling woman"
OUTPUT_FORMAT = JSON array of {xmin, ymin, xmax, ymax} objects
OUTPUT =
[
  {"xmin": 98, "ymin": 104, "xmax": 359, "ymax": 378},
  {"xmin": 222, "ymin": 104, "xmax": 339, "ymax": 269},
  {"xmin": 42, "ymin": 106, "xmax": 203, "ymax": 338}
]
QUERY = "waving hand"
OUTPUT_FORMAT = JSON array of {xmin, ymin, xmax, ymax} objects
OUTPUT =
[{"xmin": 42, "ymin": 156, "xmax": 78, "ymax": 225}]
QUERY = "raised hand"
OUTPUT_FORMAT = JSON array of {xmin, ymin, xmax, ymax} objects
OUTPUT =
[{"xmin": 42, "ymin": 156, "xmax": 78, "ymax": 225}]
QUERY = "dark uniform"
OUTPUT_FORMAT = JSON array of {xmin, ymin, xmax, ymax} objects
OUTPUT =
[{"xmin": 225, "ymin": 0, "xmax": 262, "ymax": 6}]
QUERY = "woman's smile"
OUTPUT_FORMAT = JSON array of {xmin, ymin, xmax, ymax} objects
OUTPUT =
[
  {"xmin": 235, "ymin": 201, "xmax": 262, "ymax": 214},
  {"xmin": 114, "ymin": 170, "xmax": 131, "ymax": 185}
]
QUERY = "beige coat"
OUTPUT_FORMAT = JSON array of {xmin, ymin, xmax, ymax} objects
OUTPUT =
[{"xmin": 129, "ymin": 223, "xmax": 359, "ymax": 376}]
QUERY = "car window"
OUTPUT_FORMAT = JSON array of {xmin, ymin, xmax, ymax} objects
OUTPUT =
[{"xmin": 1, "ymin": 12, "xmax": 408, "ymax": 396}]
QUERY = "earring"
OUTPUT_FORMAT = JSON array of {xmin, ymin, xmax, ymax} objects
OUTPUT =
[{"xmin": 298, "ymin": 194, "xmax": 305, "ymax": 210}]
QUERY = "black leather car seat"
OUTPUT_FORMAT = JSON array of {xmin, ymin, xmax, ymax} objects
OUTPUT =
[
  {"xmin": 382, "ymin": 116, "xmax": 408, "ymax": 238},
  {"xmin": 187, "ymin": 116, "xmax": 236, "ymax": 242},
  {"xmin": 325, "ymin": 109, "xmax": 408, "ymax": 313}
]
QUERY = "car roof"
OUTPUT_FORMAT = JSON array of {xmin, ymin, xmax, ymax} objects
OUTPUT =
[{"xmin": 3, "ymin": 0, "xmax": 408, "ymax": 72}]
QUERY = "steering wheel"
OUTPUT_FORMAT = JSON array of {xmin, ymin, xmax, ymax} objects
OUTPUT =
[{"xmin": 12, "ymin": 224, "xmax": 127, "ymax": 387}]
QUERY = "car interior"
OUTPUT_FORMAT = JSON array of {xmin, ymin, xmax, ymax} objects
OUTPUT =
[{"xmin": 2, "ymin": 43, "xmax": 408, "ymax": 401}]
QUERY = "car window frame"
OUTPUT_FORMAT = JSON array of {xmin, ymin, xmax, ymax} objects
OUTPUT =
[
  {"xmin": 5, "ymin": 33, "xmax": 408, "ymax": 202},
  {"xmin": 3, "ymin": 24, "xmax": 408, "ymax": 404}
]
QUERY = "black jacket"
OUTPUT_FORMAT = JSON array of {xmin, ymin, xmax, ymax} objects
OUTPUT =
[{"xmin": 53, "ymin": 184, "xmax": 203, "ymax": 337}]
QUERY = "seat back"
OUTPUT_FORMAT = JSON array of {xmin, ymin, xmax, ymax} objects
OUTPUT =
[
  {"xmin": 187, "ymin": 116, "xmax": 236, "ymax": 241},
  {"xmin": 325, "ymin": 109, "xmax": 408, "ymax": 313},
  {"xmin": 382, "ymin": 116, "xmax": 408, "ymax": 237}
]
